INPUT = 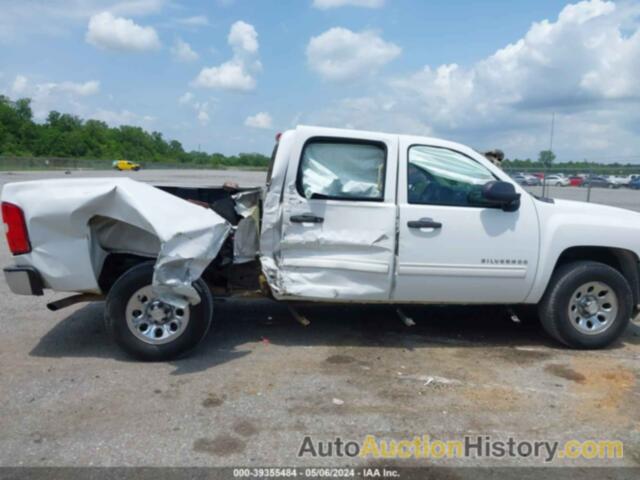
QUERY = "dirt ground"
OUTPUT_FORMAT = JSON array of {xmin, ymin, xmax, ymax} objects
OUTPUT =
[{"xmin": 0, "ymin": 169, "xmax": 638, "ymax": 468}]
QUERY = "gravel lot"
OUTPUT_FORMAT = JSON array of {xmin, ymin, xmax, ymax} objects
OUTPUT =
[{"xmin": 0, "ymin": 169, "xmax": 638, "ymax": 468}]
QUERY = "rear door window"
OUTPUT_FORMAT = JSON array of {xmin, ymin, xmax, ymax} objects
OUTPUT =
[{"xmin": 297, "ymin": 139, "xmax": 386, "ymax": 201}]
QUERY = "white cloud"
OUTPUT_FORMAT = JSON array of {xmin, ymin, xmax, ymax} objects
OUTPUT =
[
  {"xmin": 387, "ymin": 0, "xmax": 640, "ymax": 126},
  {"xmin": 107, "ymin": 0, "xmax": 167, "ymax": 16},
  {"xmin": 12, "ymin": 75, "xmax": 28, "ymax": 94},
  {"xmin": 193, "ymin": 60, "xmax": 256, "ymax": 91},
  {"xmin": 306, "ymin": 27, "xmax": 401, "ymax": 81},
  {"xmin": 245, "ymin": 112, "xmax": 273, "ymax": 129},
  {"xmin": 197, "ymin": 108, "xmax": 210, "ymax": 124},
  {"xmin": 228, "ymin": 20, "xmax": 259, "ymax": 54},
  {"xmin": 193, "ymin": 21, "xmax": 261, "ymax": 92},
  {"xmin": 92, "ymin": 108, "xmax": 154, "ymax": 126},
  {"xmin": 11, "ymin": 75, "xmax": 100, "ymax": 98},
  {"xmin": 49, "ymin": 80, "xmax": 101, "ymax": 96},
  {"xmin": 0, "ymin": 1, "xmax": 168, "ymax": 42},
  {"xmin": 86, "ymin": 11, "xmax": 161, "ymax": 52},
  {"xmin": 312, "ymin": 0, "xmax": 384, "ymax": 9},
  {"xmin": 176, "ymin": 15, "xmax": 209, "ymax": 27},
  {"xmin": 171, "ymin": 38, "xmax": 198, "ymax": 62},
  {"xmin": 178, "ymin": 92, "xmax": 194, "ymax": 105},
  {"xmin": 177, "ymin": 92, "xmax": 212, "ymax": 124},
  {"xmin": 6, "ymin": 74, "xmax": 101, "ymax": 119},
  {"xmin": 311, "ymin": 0, "xmax": 640, "ymax": 160}
]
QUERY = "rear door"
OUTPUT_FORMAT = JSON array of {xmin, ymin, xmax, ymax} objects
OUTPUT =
[
  {"xmin": 277, "ymin": 128, "xmax": 398, "ymax": 301},
  {"xmin": 394, "ymin": 137, "xmax": 540, "ymax": 303}
]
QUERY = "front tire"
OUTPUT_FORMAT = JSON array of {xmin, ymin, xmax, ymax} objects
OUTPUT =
[
  {"xmin": 539, "ymin": 261, "xmax": 632, "ymax": 349},
  {"xmin": 105, "ymin": 262, "xmax": 213, "ymax": 361}
]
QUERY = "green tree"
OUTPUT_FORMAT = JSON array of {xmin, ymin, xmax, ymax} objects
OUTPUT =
[
  {"xmin": 538, "ymin": 150, "xmax": 556, "ymax": 167},
  {"xmin": 0, "ymin": 94, "xmax": 271, "ymax": 167}
]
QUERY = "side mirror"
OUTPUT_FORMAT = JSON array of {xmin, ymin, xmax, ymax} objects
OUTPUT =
[{"xmin": 481, "ymin": 181, "xmax": 521, "ymax": 212}]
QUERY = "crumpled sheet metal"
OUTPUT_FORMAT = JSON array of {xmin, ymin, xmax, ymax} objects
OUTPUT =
[
  {"xmin": 259, "ymin": 132, "xmax": 292, "ymax": 298},
  {"xmin": 231, "ymin": 189, "xmax": 261, "ymax": 264},
  {"xmin": 259, "ymin": 128, "xmax": 395, "ymax": 301},
  {"xmin": 2, "ymin": 178, "xmax": 231, "ymax": 306}
]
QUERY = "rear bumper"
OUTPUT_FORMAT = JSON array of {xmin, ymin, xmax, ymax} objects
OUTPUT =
[{"xmin": 4, "ymin": 266, "xmax": 44, "ymax": 296}]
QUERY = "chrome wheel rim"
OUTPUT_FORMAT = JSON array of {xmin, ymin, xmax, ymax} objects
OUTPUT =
[
  {"xmin": 568, "ymin": 281, "xmax": 618, "ymax": 335},
  {"xmin": 125, "ymin": 286, "xmax": 190, "ymax": 345}
]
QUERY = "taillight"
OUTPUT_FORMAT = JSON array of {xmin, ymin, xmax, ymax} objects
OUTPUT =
[{"xmin": 1, "ymin": 202, "xmax": 31, "ymax": 255}]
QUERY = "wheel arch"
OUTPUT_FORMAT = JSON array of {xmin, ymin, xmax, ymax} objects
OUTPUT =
[
  {"xmin": 98, "ymin": 253, "xmax": 155, "ymax": 295},
  {"xmin": 548, "ymin": 246, "xmax": 640, "ymax": 309}
]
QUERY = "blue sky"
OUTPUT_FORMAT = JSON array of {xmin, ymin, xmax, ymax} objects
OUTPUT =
[{"xmin": 1, "ymin": 0, "xmax": 639, "ymax": 162}]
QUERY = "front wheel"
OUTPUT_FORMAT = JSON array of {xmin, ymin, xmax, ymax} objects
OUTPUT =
[
  {"xmin": 105, "ymin": 262, "xmax": 213, "ymax": 361},
  {"xmin": 538, "ymin": 261, "xmax": 632, "ymax": 349}
]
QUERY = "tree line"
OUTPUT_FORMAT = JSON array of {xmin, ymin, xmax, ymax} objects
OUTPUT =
[
  {"xmin": 0, "ymin": 95, "xmax": 270, "ymax": 168},
  {"xmin": 504, "ymin": 150, "xmax": 639, "ymax": 173},
  {"xmin": 2, "ymin": 94, "xmax": 637, "ymax": 173}
]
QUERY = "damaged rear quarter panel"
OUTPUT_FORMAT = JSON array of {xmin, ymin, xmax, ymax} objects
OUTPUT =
[{"xmin": 1, "ymin": 178, "xmax": 231, "ymax": 306}]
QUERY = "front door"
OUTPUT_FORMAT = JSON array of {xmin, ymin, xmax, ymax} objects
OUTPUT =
[
  {"xmin": 394, "ymin": 139, "xmax": 539, "ymax": 303},
  {"xmin": 277, "ymin": 130, "xmax": 398, "ymax": 301}
]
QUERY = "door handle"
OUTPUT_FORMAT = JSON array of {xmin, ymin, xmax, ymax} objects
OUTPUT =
[
  {"xmin": 408, "ymin": 219, "xmax": 442, "ymax": 229},
  {"xmin": 290, "ymin": 214, "xmax": 324, "ymax": 224}
]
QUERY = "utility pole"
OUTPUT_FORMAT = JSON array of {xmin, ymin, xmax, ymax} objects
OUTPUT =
[
  {"xmin": 542, "ymin": 113, "xmax": 555, "ymax": 198},
  {"xmin": 549, "ymin": 112, "xmax": 555, "ymax": 153}
]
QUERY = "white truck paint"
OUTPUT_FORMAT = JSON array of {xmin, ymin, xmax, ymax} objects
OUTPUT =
[
  {"xmin": 3, "ymin": 125, "xmax": 640, "ymax": 357},
  {"xmin": 260, "ymin": 127, "xmax": 640, "ymax": 306}
]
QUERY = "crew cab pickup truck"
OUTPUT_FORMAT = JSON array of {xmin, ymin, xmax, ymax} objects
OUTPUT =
[{"xmin": 3, "ymin": 126, "xmax": 640, "ymax": 360}]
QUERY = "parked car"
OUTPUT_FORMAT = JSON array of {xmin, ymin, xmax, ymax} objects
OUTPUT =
[
  {"xmin": 113, "ymin": 159, "xmax": 141, "ymax": 171},
  {"xmin": 628, "ymin": 177, "xmax": 640, "ymax": 190},
  {"xmin": 3, "ymin": 126, "xmax": 640, "ymax": 360},
  {"xmin": 543, "ymin": 175, "xmax": 570, "ymax": 187},
  {"xmin": 582, "ymin": 175, "xmax": 620, "ymax": 189},
  {"xmin": 621, "ymin": 175, "xmax": 640, "ymax": 187},
  {"xmin": 569, "ymin": 176, "xmax": 584, "ymax": 187},
  {"xmin": 511, "ymin": 173, "xmax": 540, "ymax": 186},
  {"xmin": 607, "ymin": 176, "xmax": 627, "ymax": 187}
]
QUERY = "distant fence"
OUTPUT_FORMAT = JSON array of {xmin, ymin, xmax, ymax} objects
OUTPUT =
[
  {"xmin": 502, "ymin": 165, "xmax": 640, "ymax": 176},
  {"xmin": 0, "ymin": 156, "xmax": 113, "ymax": 170},
  {"xmin": 503, "ymin": 165, "xmax": 640, "ymax": 205},
  {"xmin": 0, "ymin": 156, "xmax": 268, "ymax": 171}
]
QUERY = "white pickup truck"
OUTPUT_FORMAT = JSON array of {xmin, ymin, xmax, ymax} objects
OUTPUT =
[{"xmin": 2, "ymin": 126, "xmax": 639, "ymax": 360}]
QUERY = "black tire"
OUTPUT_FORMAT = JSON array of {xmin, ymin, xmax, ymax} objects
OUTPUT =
[
  {"xmin": 105, "ymin": 262, "xmax": 213, "ymax": 361},
  {"xmin": 538, "ymin": 261, "xmax": 632, "ymax": 349}
]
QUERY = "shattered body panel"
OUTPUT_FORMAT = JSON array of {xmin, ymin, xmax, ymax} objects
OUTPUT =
[{"xmin": 1, "ymin": 178, "xmax": 231, "ymax": 306}]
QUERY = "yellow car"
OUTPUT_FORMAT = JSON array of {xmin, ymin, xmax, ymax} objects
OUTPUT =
[{"xmin": 112, "ymin": 160, "xmax": 141, "ymax": 171}]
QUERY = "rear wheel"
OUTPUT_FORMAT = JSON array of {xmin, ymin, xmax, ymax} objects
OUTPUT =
[
  {"xmin": 105, "ymin": 262, "xmax": 213, "ymax": 361},
  {"xmin": 539, "ymin": 261, "xmax": 632, "ymax": 349}
]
